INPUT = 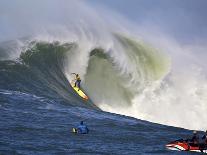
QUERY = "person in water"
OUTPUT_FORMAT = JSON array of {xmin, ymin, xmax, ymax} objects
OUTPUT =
[
  {"xmin": 202, "ymin": 130, "xmax": 207, "ymax": 144},
  {"xmin": 71, "ymin": 73, "xmax": 81, "ymax": 90},
  {"xmin": 75, "ymin": 121, "xmax": 89, "ymax": 134},
  {"xmin": 191, "ymin": 130, "xmax": 200, "ymax": 144},
  {"xmin": 197, "ymin": 130, "xmax": 207, "ymax": 153}
]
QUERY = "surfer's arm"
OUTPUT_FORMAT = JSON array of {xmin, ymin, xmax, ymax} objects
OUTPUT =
[{"xmin": 71, "ymin": 73, "xmax": 78, "ymax": 79}]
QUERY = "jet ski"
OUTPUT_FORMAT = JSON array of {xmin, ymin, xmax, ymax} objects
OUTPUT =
[{"xmin": 166, "ymin": 139, "xmax": 207, "ymax": 153}]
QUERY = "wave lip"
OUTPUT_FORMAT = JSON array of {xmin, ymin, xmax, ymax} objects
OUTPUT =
[{"xmin": 84, "ymin": 34, "xmax": 170, "ymax": 110}]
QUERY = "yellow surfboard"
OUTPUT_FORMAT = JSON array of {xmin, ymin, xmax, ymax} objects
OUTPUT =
[{"xmin": 70, "ymin": 82, "xmax": 89, "ymax": 100}]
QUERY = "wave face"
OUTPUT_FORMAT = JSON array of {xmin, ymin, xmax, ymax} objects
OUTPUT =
[{"xmin": 0, "ymin": 41, "xmax": 96, "ymax": 108}]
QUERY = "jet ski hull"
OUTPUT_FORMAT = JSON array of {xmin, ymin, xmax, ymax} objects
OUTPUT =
[{"xmin": 166, "ymin": 139, "xmax": 207, "ymax": 153}]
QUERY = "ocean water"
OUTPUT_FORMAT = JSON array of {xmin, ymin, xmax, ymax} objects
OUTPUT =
[
  {"xmin": 1, "ymin": 1, "xmax": 207, "ymax": 154},
  {"xmin": 0, "ymin": 88, "xmax": 193, "ymax": 155},
  {"xmin": 0, "ymin": 40, "xmax": 204, "ymax": 155}
]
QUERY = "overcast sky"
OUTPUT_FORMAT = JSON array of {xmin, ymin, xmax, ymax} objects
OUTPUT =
[
  {"xmin": 87, "ymin": 0, "xmax": 207, "ymax": 44},
  {"xmin": 0, "ymin": 0, "xmax": 207, "ymax": 44}
]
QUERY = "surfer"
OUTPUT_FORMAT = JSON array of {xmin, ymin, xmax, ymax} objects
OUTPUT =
[
  {"xmin": 71, "ymin": 73, "xmax": 81, "ymax": 91},
  {"xmin": 70, "ymin": 73, "xmax": 88, "ymax": 100},
  {"xmin": 202, "ymin": 130, "xmax": 207, "ymax": 144},
  {"xmin": 191, "ymin": 131, "xmax": 200, "ymax": 144},
  {"xmin": 72, "ymin": 121, "xmax": 89, "ymax": 134}
]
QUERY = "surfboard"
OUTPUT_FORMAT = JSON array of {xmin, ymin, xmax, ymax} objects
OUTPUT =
[{"xmin": 70, "ymin": 82, "xmax": 89, "ymax": 100}]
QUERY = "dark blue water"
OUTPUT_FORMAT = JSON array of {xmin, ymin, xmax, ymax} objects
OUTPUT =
[
  {"xmin": 0, "ymin": 89, "xmax": 193, "ymax": 155},
  {"xmin": 0, "ymin": 41, "xmax": 201, "ymax": 155}
]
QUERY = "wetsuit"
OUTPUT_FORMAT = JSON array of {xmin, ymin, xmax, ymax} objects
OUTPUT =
[
  {"xmin": 191, "ymin": 134, "xmax": 199, "ymax": 144},
  {"xmin": 202, "ymin": 135, "xmax": 207, "ymax": 144},
  {"xmin": 77, "ymin": 124, "xmax": 89, "ymax": 134},
  {"xmin": 74, "ymin": 74, "xmax": 81, "ymax": 89},
  {"xmin": 199, "ymin": 135, "xmax": 207, "ymax": 152}
]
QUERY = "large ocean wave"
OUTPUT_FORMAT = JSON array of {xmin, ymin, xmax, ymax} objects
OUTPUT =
[
  {"xmin": 1, "ymin": 30, "xmax": 207, "ymax": 131},
  {"xmin": 1, "ymin": 0, "xmax": 207, "ymax": 131}
]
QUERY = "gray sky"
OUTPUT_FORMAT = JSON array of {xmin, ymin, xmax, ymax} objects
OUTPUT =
[
  {"xmin": 87, "ymin": 0, "xmax": 207, "ymax": 44},
  {"xmin": 0, "ymin": 0, "xmax": 207, "ymax": 44}
]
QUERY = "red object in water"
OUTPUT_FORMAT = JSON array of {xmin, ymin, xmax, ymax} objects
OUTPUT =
[{"xmin": 166, "ymin": 139, "xmax": 207, "ymax": 153}]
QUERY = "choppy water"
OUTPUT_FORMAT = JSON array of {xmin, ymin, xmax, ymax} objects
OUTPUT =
[
  {"xmin": 0, "ymin": 88, "xmax": 196, "ymax": 155},
  {"xmin": 1, "ymin": 1, "xmax": 207, "ymax": 154}
]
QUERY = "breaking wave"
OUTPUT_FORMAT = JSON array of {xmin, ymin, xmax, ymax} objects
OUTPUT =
[{"xmin": 1, "ymin": 0, "xmax": 207, "ymax": 131}]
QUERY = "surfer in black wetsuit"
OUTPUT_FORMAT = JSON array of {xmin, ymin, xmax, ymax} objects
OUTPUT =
[
  {"xmin": 191, "ymin": 131, "xmax": 199, "ymax": 144},
  {"xmin": 202, "ymin": 130, "xmax": 207, "ymax": 144},
  {"xmin": 198, "ymin": 130, "xmax": 207, "ymax": 153},
  {"xmin": 71, "ymin": 73, "xmax": 81, "ymax": 91}
]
